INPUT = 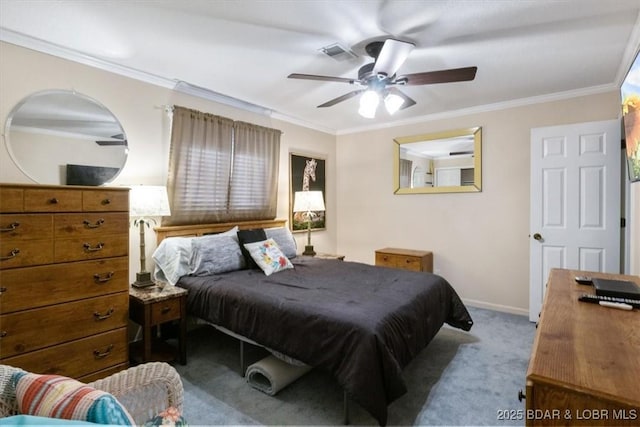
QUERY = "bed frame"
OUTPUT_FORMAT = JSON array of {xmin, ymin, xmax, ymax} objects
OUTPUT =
[
  {"xmin": 153, "ymin": 218, "xmax": 352, "ymax": 423},
  {"xmin": 154, "ymin": 218, "xmax": 287, "ymax": 243}
]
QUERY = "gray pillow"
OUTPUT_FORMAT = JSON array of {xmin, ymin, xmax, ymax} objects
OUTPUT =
[
  {"xmin": 189, "ymin": 233, "xmax": 245, "ymax": 275},
  {"xmin": 265, "ymin": 227, "xmax": 297, "ymax": 259}
]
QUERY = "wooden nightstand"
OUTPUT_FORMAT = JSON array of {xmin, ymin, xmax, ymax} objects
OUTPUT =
[
  {"xmin": 375, "ymin": 247, "xmax": 433, "ymax": 272},
  {"xmin": 129, "ymin": 285, "xmax": 187, "ymax": 365}
]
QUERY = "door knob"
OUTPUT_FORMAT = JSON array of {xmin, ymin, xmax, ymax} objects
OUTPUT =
[{"xmin": 533, "ymin": 233, "xmax": 543, "ymax": 241}]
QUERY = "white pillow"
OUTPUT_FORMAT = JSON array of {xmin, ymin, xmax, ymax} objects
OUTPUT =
[
  {"xmin": 152, "ymin": 237, "xmax": 193, "ymax": 286},
  {"xmin": 243, "ymin": 238, "xmax": 294, "ymax": 276},
  {"xmin": 265, "ymin": 227, "xmax": 297, "ymax": 258},
  {"xmin": 152, "ymin": 226, "xmax": 239, "ymax": 285}
]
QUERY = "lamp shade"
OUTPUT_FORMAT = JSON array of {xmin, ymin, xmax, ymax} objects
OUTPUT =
[
  {"xmin": 130, "ymin": 185, "xmax": 171, "ymax": 217},
  {"xmin": 358, "ymin": 90, "xmax": 379, "ymax": 118},
  {"xmin": 293, "ymin": 191, "xmax": 325, "ymax": 213}
]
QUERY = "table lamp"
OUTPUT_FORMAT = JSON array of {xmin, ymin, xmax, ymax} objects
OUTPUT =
[
  {"xmin": 130, "ymin": 185, "xmax": 171, "ymax": 287},
  {"xmin": 293, "ymin": 190, "xmax": 325, "ymax": 256}
]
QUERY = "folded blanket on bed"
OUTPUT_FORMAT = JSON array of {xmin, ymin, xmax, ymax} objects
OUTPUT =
[{"xmin": 245, "ymin": 355, "xmax": 312, "ymax": 396}]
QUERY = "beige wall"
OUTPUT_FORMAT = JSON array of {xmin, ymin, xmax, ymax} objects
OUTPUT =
[
  {"xmin": 2, "ymin": 41, "xmax": 638, "ymax": 314},
  {"xmin": 336, "ymin": 93, "xmax": 629, "ymax": 314},
  {"xmin": 0, "ymin": 42, "xmax": 337, "ymax": 283}
]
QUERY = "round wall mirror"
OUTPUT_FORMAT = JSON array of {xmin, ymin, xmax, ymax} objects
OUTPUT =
[{"xmin": 4, "ymin": 90, "xmax": 128, "ymax": 185}]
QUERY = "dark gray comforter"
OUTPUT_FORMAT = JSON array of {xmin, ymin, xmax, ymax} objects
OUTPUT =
[{"xmin": 178, "ymin": 257, "xmax": 473, "ymax": 425}]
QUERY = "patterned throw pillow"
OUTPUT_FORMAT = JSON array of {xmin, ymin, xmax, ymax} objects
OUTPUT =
[
  {"xmin": 243, "ymin": 238, "xmax": 294, "ymax": 276},
  {"xmin": 12, "ymin": 372, "xmax": 134, "ymax": 425}
]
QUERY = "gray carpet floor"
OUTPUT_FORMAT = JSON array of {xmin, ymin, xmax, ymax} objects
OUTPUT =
[{"xmin": 172, "ymin": 306, "xmax": 534, "ymax": 426}]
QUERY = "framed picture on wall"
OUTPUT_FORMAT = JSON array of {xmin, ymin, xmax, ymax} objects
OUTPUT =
[
  {"xmin": 289, "ymin": 152, "xmax": 326, "ymax": 232},
  {"xmin": 621, "ymin": 48, "xmax": 640, "ymax": 182}
]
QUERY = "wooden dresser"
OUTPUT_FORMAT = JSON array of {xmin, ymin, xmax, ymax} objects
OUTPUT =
[
  {"xmin": 375, "ymin": 247, "xmax": 433, "ymax": 273},
  {"xmin": 525, "ymin": 268, "xmax": 639, "ymax": 426},
  {"xmin": 0, "ymin": 183, "xmax": 130, "ymax": 382}
]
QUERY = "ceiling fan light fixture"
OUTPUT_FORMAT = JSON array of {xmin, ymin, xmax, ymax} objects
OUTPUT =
[
  {"xmin": 384, "ymin": 93, "xmax": 404, "ymax": 115},
  {"xmin": 358, "ymin": 90, "xmax": 379, "ymax": 118}
]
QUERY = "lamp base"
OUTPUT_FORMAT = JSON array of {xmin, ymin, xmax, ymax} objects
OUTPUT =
[
  {"xmin": 132, "ymin": 271, "xmax": 155, "ymax": 288},
  {"xmin": 302, "ymin": 245, "xmax": 316, "ymax": 256}
]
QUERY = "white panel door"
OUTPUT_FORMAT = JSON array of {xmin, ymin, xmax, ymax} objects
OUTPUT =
[{"xmin": 530, "ymin": 119, "xmax": 620, "ymax": 321}]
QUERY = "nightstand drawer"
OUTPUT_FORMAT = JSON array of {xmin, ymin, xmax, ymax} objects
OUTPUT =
[
  {"xmin": 375, "ymin": 252, "xmax": 396, "ymax": 268},
  {"xmin": 150, "ymin": 298, "xmax": 182, "ymax": 325},
  {"xmin": 397, "ymin": 255, "xmax": 423, "ymax": 272}
]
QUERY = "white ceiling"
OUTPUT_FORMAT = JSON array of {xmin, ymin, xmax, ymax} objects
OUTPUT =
[{"xmin": 1, "ymin": 0, "xmax": 640, "ymax": 135}]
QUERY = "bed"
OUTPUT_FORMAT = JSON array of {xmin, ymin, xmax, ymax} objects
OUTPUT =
[{"xmin": 154, "ymin": 219, "xmax": 473, "ymax": 426}]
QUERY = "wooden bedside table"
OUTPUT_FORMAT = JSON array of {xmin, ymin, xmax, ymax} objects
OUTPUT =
[
  {"xmin": 129, "ymin": 285, "xmax": 187, "ymax": 365},
  {"xmin": 375, "ymin": 247, "xmax": 433, "ymax": 272}
]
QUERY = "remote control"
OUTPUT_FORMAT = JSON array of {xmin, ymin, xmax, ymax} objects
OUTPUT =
[
  {"xmin": 599, "ymin": 301, "xmax": 633, "ymax": 310},
  {"xmin": 578, "ymin": 293, "xmax": 640, "ymax": 309}
]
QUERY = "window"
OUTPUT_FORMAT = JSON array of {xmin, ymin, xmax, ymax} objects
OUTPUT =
[{"xmin": 163, "ymin": 106, "xmax": 280, "ymax": 225}]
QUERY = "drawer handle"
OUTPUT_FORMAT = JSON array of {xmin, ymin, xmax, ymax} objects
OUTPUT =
[
  {"xmin": 0, "ymin": 222, "xmax": 20, "ymax": 232},
  {"xmin": 93, "ymin": 308, "xmax": 114, "ymax": 321},
  {"xmin": 49, "ymin": 198, "xmax": 59, "ymax": 204},
  {"xmin": 0, "ymin": 287, "xmax": 7, "ymax": 294},
  {"xmin": 93, "ymin": 271, "xmax": 114, "ymax": 283},
  {"xmin": 83, "ymin": 219, "xmax": 105, "ymax": 229},
  {"xmin": 83, "ymin": 242, "xmax": 104, "ymax": 252},
  {"xmin": 161, "ymin": 306, "xmax": 172, "ymax": 314},
  {"xmin": 405, "ymin": 259, "xmax": 411, "ymax": 263},
  {"xmin": 0, "ymin": 248, "xmax": 20, "ymax": 261},
  {"xmin": 518, "ymin": 390, "xmax": 526, "ymax": 401},
  {"xmin": 93, "ymin": 344, "xmax": 114, "ymax": 359},
  {"xmin": 101, "ymin": 199, "xmax": 111, "ymax": 205},
  {"xmin": 0, "ymin": 331, "xmax": 7, "ymax": 338}
]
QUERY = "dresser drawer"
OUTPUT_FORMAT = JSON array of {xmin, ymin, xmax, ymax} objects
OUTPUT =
[
  {"xmin": 0, "ymin": 187, "xmax": 24, "ymax": 213},
  {"xmin": 83, "ymin": 190, "xmax": 129, "ymax": 212},
  {"xmin": 150, "ymin": 297, "xmax": 183, "ymax": 325},
  {"xmin": 0, "ymin": 239, "xmax": 53, "ymax": 269},
  {"xmin": 396, "ymin": 255, "xmax": 423, "ymax": 272},
  {"xmin": 24, "ymin": 188, "xmax": 83, "ymax": 212},
  {"xmin": 54, "ymin": 213, "xmax": 129, "ymax": 238},
  {"xmin": 0, "ymin": 257, "xmax": 129, "ymax": 313},
  {"xmin": 54, "ymin": 234, "xmax": 128, "ymax": 262},
  {"xmin": 1, "ymin": 328, "xmax": 128, "ymax": 378},
  {"xmin": 0, "ymin": 292, "xmax": 128, "ymax": 358},
  {"xmin": 0, "ymin": 214, "xmax": 53, "ymax": 240},
  {"xmin": 375, "ymin": 252, "xmax": 397, "ymax": 268}
]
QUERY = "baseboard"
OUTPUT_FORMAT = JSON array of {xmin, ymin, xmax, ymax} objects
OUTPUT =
[{"xmin": 462, "ymin": 298, "xmax": 529, "ymax": 317}]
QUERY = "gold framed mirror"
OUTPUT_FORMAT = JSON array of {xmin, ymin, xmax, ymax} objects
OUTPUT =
[{"xmin": 393, "ymin": 127, "xmax": 482, "ymax": 194}]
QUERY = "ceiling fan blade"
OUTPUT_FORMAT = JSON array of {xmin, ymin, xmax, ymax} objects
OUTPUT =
[
  {"xmin": 400, "ymin": 66, "xmax": 477, "ymax": 85},
  {"xmin": 288, "ymin": 73, "xmax": 356, "ymax": 84},
  {"xmin": 373, "ymin": 39, "xmax": 415, "ymax": 77},
  {"xmin": 387, "ymin": 87, "xmax": 416, "ymax": 110},
  {"xmin": 317, "ymin": 90, "xmax": 365, "ymax": 108}
]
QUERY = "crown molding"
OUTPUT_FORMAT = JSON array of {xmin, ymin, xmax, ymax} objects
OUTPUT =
[
  {"xmin": 336, "ymin": 83, "xmax": 617, "ymax": 136},
  {"xmin": 0, "ymin": 28, "xmax": 176, "ymax": 89}
]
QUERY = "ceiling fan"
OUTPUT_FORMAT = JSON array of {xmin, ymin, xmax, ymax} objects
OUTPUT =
[{"xmin": 288, "ymin": 39, "xmax": 477, "ymax": 118}]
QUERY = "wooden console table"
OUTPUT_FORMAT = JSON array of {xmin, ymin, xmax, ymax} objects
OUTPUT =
[{"xmin": 525, "ymin": 268, "xmax": 639, "ymax": 426}]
